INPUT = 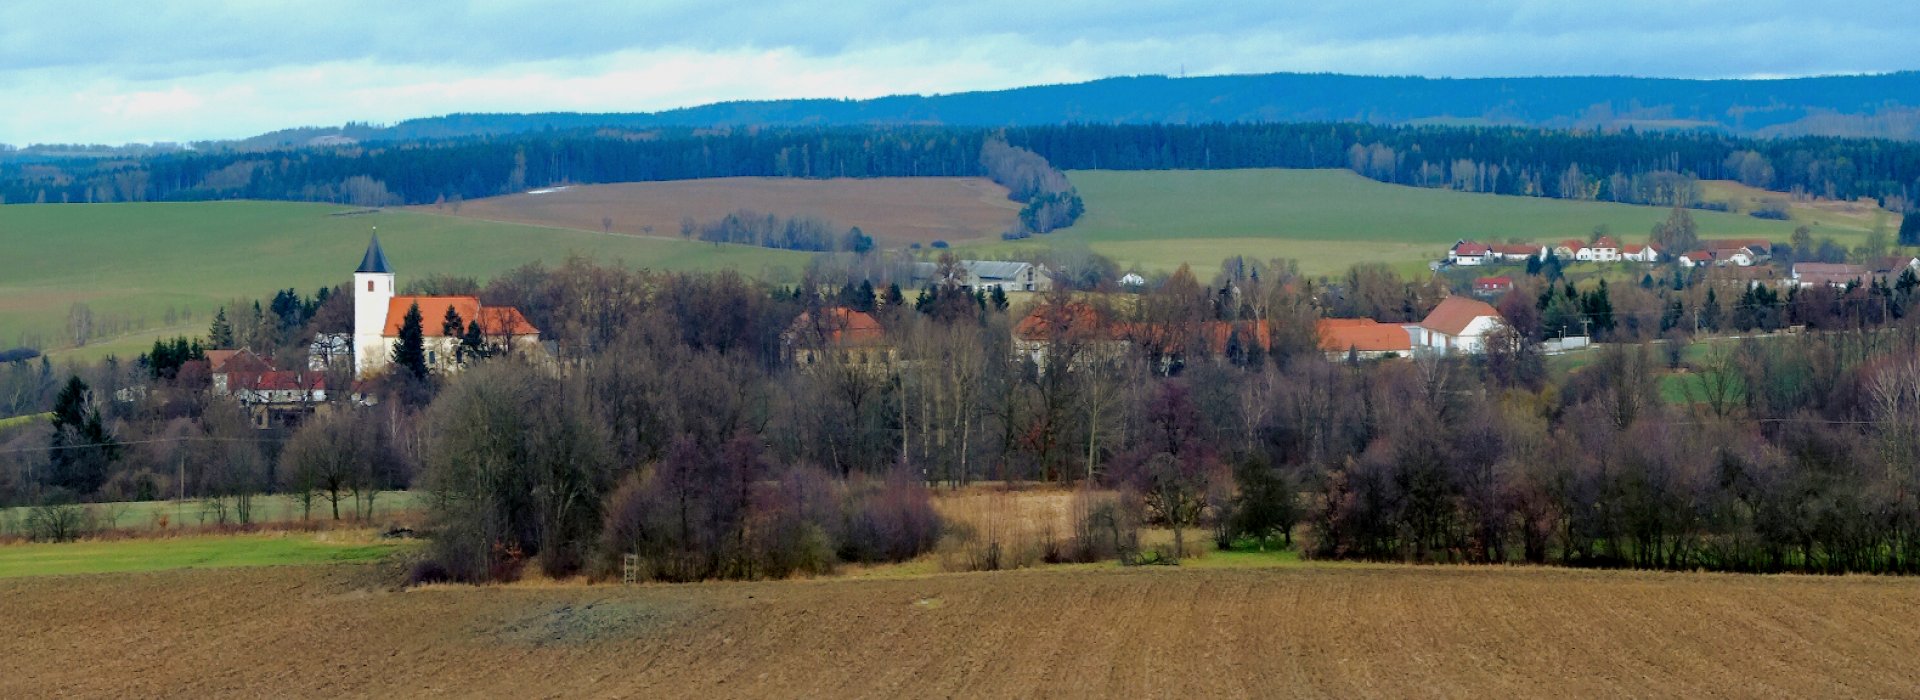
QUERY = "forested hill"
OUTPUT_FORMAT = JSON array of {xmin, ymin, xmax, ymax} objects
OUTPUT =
[{"xmin": 237, "ymin": 71, "xmax": 1920, "ymax": 148}]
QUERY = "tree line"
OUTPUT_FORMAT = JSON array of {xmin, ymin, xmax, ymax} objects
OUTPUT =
[
  {"xmin": 5, "ymin": 123, "xmax": 1914, "ymax": 216},
  {"xmin": 12, "ymin": 255, "xmax": 1920, "ymax": 576}
]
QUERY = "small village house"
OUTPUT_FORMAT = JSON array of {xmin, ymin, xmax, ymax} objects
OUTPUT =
[
  {"xmin": 1407, "ymin": 296, "xmax": 1506, "ymax": 354},
  {"xmin": 1316, "ymin": 318, "xmax": 1412, "ymax": 360}
]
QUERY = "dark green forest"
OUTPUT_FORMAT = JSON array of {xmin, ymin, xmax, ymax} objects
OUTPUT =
[{"xmin": 5, "ymin": 123, "xmax": 1916, "ymax": 215}]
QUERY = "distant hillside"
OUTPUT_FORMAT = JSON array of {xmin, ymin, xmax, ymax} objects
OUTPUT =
[{"xmin": 253, "ymin": 71, "xmax": 1920, "ymax": 147}]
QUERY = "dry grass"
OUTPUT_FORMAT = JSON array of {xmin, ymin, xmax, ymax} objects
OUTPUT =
[
  {"xmin": 425, "ymin": 177, "xmax": 1022, "ymax": 246},
  {"xmin": 8, "ymin": 560, "xmax": 1920, "ymax": 697}
]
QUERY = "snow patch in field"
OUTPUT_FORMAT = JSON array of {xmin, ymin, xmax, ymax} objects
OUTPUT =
[{"xmin": 525, "ymin": 186, "xmax": 572, "ymax": 195}]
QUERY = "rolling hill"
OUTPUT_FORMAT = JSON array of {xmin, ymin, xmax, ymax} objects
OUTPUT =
[
  {"xmin": 964, "ymin": 169, "xmax": 1890, "ymax": 277},
  {"xmin": 431, "ymin": 177, "xmax": 1021, "ymax": 247},
  {"xmin": 0, "ymin": 201, "xmax": 809, "ymax": 359},
  {"xmin": 236, "ymin": 71, "xmax": 1920, "ymax": 148}
]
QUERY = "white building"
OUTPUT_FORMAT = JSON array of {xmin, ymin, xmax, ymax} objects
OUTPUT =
[
  {"xmin": 1406, "ymin": 296, "xmax": 1506, "ymax": 355},
  {"xmin": 351, "ymin": 235, "xmax": 542, "ymax": 378}
]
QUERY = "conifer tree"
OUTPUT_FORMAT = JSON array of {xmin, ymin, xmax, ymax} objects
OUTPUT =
[
  {"xmin": 208, "ymin": 307, "xmax": 234, "ymax": 348},
  {"xmin": 392, "ymin": 302, "xmax": 428, "ymax": 378}
]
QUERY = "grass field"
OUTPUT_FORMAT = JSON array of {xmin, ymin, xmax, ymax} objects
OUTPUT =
[
  {"xmin": 964, "ymin": 169, "xmax": 1869, "ymax": 278},
  {"xmin": 0, "ymin": 200, "xmax": 810, "ymax": 356},
  {"xmin": 431, "ymin": 177, "xmax": 1022, "ymax": 247},
  {"xmin": 0, "ymin": 412, "xmax": 50, "ymax": 430},
  {"xmin": 0, "ymin": 491, "xmax": 425, "ymax": 535},
  {"xmin": 6, "ymin": 559, "xmax": 1919, "ymax": 696},
  {"xmin": 0, "ymin": 531, "xmax": 405, "ymax": 578}
]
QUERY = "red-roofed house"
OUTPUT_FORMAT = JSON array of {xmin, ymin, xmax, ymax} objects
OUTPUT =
[
  {"xmin": 1472, "ymin": 276, "xmax": 1513, "ymax": 295},
  {"xmin": 785, "ymin": 307, "xmax": 894, "ymax": 367},
  {"xmin": 1449, "ymin": 241, "xmax": 1492, "ymax": 266},
  {"xmin": 350, "ymin": 235, "xmax": 542, "ymax": 377},
  {"xmin": 1317, "ymin": 318, "xmax": 1412, "ymax": 360},
  {"xmin": 1408, "ymin": 296, "xmax": 1506, "ymax": 354}
]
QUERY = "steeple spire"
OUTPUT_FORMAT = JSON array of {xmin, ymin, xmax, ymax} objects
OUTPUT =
[{"xmin": 355, "ymin": 231, "xmax": 391, "ymax": 274}]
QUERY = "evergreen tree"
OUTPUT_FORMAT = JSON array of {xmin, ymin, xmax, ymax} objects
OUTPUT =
[
  {"xmin": 461, "ymin": 319, "xmax": 487, "ymax": 361},
  {"xmin": 989, "ymin": 285, "xmax": 1009, "ymax": 311},
  {"xmin": 47, "ymin": 376, "xmax": 117, "ymax": 496},
  {"xmin": 441, "ymin": 305, "xmax": 465, "ymax": 338},
  {"xmin": 856, "ymin": 280, "xmax": 877, "ymax": 312},
  {"xmin": 1701, "ymin": 288, "xmax": 1723, "ymax": 332},
  {"xmin": 208, "ymin": 307, "xmax": 234, "ymax": 348},
  {"xmin": 1900, "ymin": 211, "xmax": 1920, "ymax": 247},
  {"xmin": 392, "ymin": 302, "xmax": 429, "ymax": 378},
  {"xmin": 884, "ymin": 282, "xmax": 905, "ymax": 308}
]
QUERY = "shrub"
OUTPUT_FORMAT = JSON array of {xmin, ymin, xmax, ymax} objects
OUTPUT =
[
  {"xmin": 838, "ymin": 469, "xmax": 942, "ymax": 563},
  {"xmin": 26, "ymin": 500, "xmax": 93, "ymax": 542}
]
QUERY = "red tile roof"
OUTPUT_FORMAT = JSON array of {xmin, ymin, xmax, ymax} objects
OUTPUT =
[
  {"xmin": 789, "ymin": 308, "xmax": 887, "ymax": 347},
  {"xmin": 1418, "ymin": 296, "xmax": 1503, "ymax": 336},
  {"xmin": 208, "ymin": 349, "xmax": 272, "ymax": 373},
  {"xmin": 1453, "ymin": 241, "xmax": 1491, "ymax": 256},
  {"xmin": 1317, "ymin": 318, "xmax": 1412, "ymax": 353},
  {"xmin": 1593, "ymin": 236, "xmax": 1619, "ymax": 248},
  {"xmin": 1014, "ymin": 302, "xmax": 1113, "ymax": 342},
  {"xmin": 1473, "ymin": 276, "xmax": 1513, "ymax": 289},
  {"xmin": 384, "ymin": 296, "xmax": 538, "ymax": 337}
]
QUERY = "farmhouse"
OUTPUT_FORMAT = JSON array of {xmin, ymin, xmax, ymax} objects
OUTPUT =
[
  {"xmin": 1792, "ymin": 262, "xmax": 1870, "ymax": 288},
  {"xmin": 1448, "ymin": 241, "xmax": 1491, "ymax": 266},
  {"xmin": 783, "ymin": 307, "xmax": 893, "ymax": 367},
  {"xmin": 1408, "ymin": 296, "xmax": 1505, "ymax": 355},
  {"xmin": 1621, "ymin": 243, "xmax": 1661, "ymax": 262},
  {"xmin": 1472, "ymin": 276, "xmax": 1513, "ymax": 295},
  {"xmin": 914, "ymin": 259, "xmax": 1052, "ymax": 292},
  {"xmin": 1317, "ymin": 318, "xmax": 1412, "ymax": 360},
  {"xmin": 209, "ymin": 348, "xmax": 363, "ymax": 428},
  {"xmin": 351, "ymin": 235, "xmax": 542, "ymax": 378},
  {"xmin": 1578, "ymin": 236, "xmax": 1621, "ymax": 262},
  {"xmin": 1489, "ymin": 243, "xmax": 1547, "ymax": 262}
]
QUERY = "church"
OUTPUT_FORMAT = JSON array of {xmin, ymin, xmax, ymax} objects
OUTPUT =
[{"xmin": 350, "ymin": 235, "xmax": 541, "ymax": 378}]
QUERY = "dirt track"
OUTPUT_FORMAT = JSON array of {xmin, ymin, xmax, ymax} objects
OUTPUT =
[{"xmin": 6, "ymin": 562, "xmax": 1920, "ymax": 698}]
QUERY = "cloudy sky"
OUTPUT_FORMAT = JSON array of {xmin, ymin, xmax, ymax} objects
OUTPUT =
[{"xmin": 2, "ymin": 0, "xmax": 1915, "ymax": 145}]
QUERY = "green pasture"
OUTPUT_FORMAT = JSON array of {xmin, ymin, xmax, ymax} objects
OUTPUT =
[
  {"xmin": 0, "ymin": 491, "xmax": 425, "ymax": 533},
  {"xmin": 967, "ymin": 169, "xmax": 1858, "ymax": 277},
  {"xmin": 0, "ymin": 532, "xmax": 407, "ymax": 578},
  {"xmin": 0, "ymin": 201, "xmax": 810, "ymax": 356}
]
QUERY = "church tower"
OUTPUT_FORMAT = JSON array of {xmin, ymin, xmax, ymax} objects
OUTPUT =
[{"xmin": 352, "ymin": 233, "xmax": 395, "ymax": 377}]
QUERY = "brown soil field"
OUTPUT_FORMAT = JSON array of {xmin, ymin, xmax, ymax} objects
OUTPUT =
[
  {"xmin": 8, "ymin": 561, "xmax": 1920, "ymax": 698},
  {"xmin": 426, "ymin": 177, "xmax": 1022, "ymax": 246}
]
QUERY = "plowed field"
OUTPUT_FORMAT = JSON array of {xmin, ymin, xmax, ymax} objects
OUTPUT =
[
  {"xmin": 431, "ymin": 177, "xmax": 1021, "ymax": 246},
  {"xmin": 7, "ymin": 562, "xmax": 1919, "ymax": 697}
]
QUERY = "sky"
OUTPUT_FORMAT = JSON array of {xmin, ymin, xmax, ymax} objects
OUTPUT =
[{"xmin": 2, "ymin": 0, "xmax": 1916, "ymax": 145}]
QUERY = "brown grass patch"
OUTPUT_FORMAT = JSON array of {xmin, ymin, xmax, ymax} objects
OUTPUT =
[{"xmin": 425, "ymin": 177, "xmax": 1022, "ymax": 246}]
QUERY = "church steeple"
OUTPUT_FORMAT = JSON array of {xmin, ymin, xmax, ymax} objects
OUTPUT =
[{"xmin": 355, "ymin": 233, "xmax": 391, "ymax": 274}]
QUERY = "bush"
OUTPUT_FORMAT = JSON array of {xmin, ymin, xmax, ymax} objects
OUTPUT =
[
  {"xmin": 26, "ymin": 500, "xmax": 93, "ymax": 542},
  {"xmin": 930, "ymin": 240, "xmax": 949, "ymax": 249},
  {"xmin": 837, "ymin": 469, "xmax": 942, "ymax": 563}
]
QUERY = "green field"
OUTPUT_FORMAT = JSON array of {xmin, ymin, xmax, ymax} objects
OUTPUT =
[
  {"xmin": 0, "ymin": 412, "xmax": 50, "ymax": 430},
  {"xmin": 0, "ymin": 532, "xmax": 406, "ymax": 578},
  {"xmin": 0, "ymin": 201, "xmax": 811, "ymax": 357},
  {"xmin": 966, "ymin": 169, "xmax": 1863, "ymax": 277},
  {"xmin": 0, "ymin": 491, "xmax": 424, "ymax": 534}
]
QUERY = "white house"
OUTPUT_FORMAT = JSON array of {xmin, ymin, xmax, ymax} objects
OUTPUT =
[
  {"xmin": 1448, "ymin": 241, "xmax": 1491, "ymax": 266},
  {"xmin": 352, "ymin": 235, "xmax": 542, "ymax": 378},
  {"xmin": 1575, "ymin": 236, "xmax": 1620, "ymax": 262},
  {"xmin": 1489, "ymin": 243, "xmax": 1547, "ymax": 262},
  {"xmin": 1119, "ymin": 272, "xmax": 1147, "ymax": 287},
  {"xmin": 1621, "ymin": 243, "xmax": 1661, "ymax": 262},
  {"xmin": 1407, "ymin": 296, "xmax": 1506, "ymax": 355}
]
